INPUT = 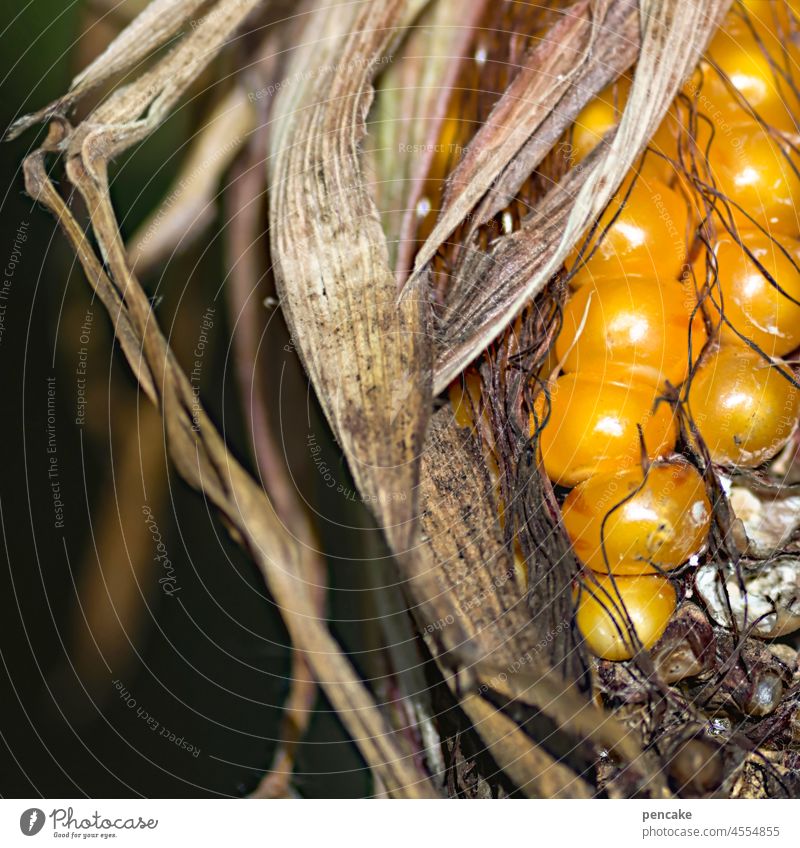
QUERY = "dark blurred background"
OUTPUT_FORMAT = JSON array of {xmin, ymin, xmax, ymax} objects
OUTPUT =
[{"xmin": 0, "ymin": 0, "xmax": 386, "ymax": 798}]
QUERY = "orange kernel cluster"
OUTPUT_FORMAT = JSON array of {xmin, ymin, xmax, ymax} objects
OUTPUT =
[{"xmin": 536, "ymin": 2, "xmax": 800, "ymax": 661}]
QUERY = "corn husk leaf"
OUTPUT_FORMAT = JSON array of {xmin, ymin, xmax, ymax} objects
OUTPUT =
[
  {"xmin": 403, "ymin": 0, "xmax": 616, "ymax": 286},
  {"xmin": 268, "ymin": 0, "xmax": 432, "ymax": 553},
  {"xmin": 401, "ymin": 406, "xmax": 663, "ymax": 796},
  {"xmin": 369, "ymin": 0, "xmax": 491, "ymax": 279},
  {"xmin": 461, "ymin": 0, "xmax": 639, "ymax": 236}
]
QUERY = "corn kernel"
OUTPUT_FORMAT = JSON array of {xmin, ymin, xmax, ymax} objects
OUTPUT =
[
  {"xmin": 556, "ymin": 277, "xmax": 706, "ymax": 387},
  {"xmin": 698, "ymin": 229, "xmax": 800, "ymax": 357},
  {"xmin": 568, "ymin": 178, "xmax": 693, "ymax": 288},
  {"xmin": 576, "ymin": 574, "xmax": 677, "ymax": 661},
  {"xmin": 532, "ymin": 373, "xmax": 677, "ymax": 486},
  {"xmin": 688, "ymin": 346, "xmax": 800, "ymax": 466},
  {"xmin": 562, "ymin": 460, "xmax": 711, "ymax": 575}
]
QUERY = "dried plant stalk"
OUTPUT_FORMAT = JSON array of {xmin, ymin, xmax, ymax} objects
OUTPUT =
[
  {"xmin": 17, "ymin": 0, "xmax": 438, "ymax": 798},
  {"xmin": 129, "ymin": 86, "xmax": 254, "ymax": 274},
  {"xmin": 24, "ymin": 142, "xmax": 436, "ymax": 798},
  {"xmin": 225, "ymin": 38, "xmax": 327, "ymax": 790},
  {"xmin": 227, "ymin": 150, "xmax": 319, "ymax": 801}
]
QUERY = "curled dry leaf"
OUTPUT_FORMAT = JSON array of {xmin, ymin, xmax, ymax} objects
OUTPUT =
[
  {"xmin": 24, "ymin": 147, "xmax": 437, "ymax": 798},
  {"xmin": 6, "ymin": 0, "xmax": 210, "ymax": 140},
  {"xmin": 69, "ymin": 0, "xmax": 265, "ymax": 160},
  {"xmin": 464, "ymin": 0, "xmax": 640, "ymax": 232},
  {"xmin": 695, "ymin": 560, "xmax": 800, "ymax": 639},
  {"xmin": 268, "ymin": 0, "xmax": 432, "ymax": 553}
]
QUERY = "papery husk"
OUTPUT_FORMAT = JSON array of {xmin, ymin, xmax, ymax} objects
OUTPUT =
[
  {"xmin": 460, "ymin": 0, "xmax": 639, "ymax": 232},
  {"xmin": 368, "ymin": 0, "xmax": 491, "ymax": 280},
  {"xmin": 268, "ymin": 0, "xmax": 432, "ymax": 554},
  {"xmin": 411, "ymin": 408, "xmax": 596, "ymax": 798},
  {"xmin": 397, "ymin": 404, "xmax": 673, "ymax": 797},
  {"xmin": 401, "ymin": 0, "xmax": 633, "ymax": 286}
]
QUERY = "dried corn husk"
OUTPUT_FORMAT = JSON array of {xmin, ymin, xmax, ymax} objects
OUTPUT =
[
  {"xmin": 16, "ymin": 0, "xmax": 438, "ymax": 799},
  {"xmin": 268, "ymin": 0, "xmax": 432, "ymax": 554},
  {"xmin": 369, "ymin": 0, "xmax": 490, "ymax": 279}
]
